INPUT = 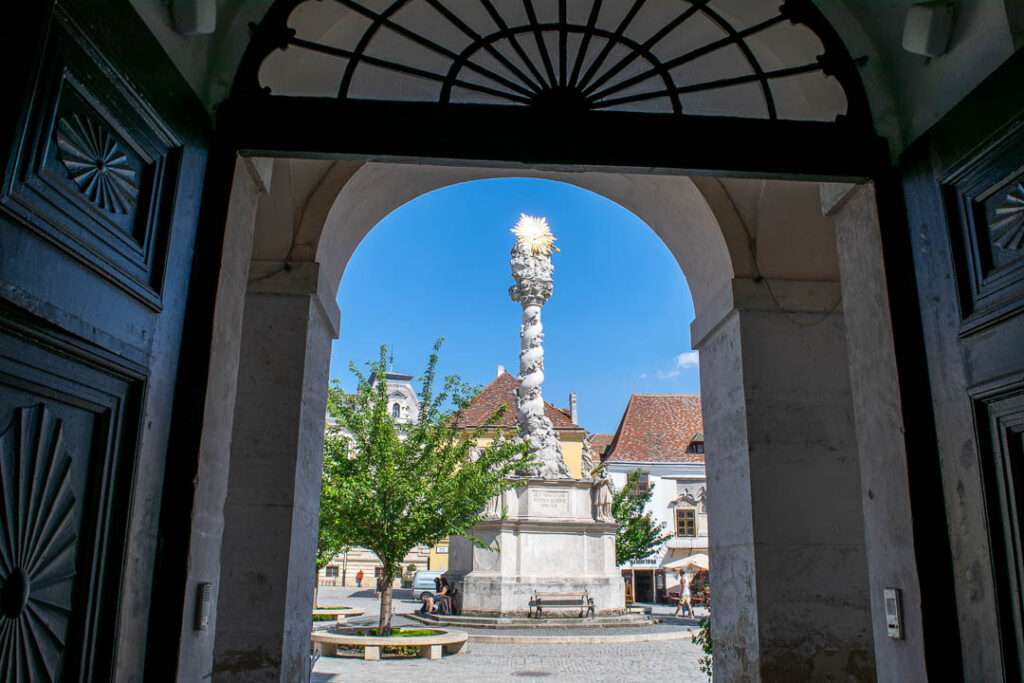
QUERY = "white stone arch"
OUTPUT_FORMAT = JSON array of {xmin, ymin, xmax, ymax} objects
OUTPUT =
[
  {"xmin": 313, "ymin": 163, "xmax": 737, "ymax": 312},
  {"xmin": 214, "ymin": 155, "xmax": 897, "ymax": 682}
]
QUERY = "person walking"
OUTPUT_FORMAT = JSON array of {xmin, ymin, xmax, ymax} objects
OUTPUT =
[
  {"xmin": 356, "ymin": 570, "xmax": 364, "ymax": 587},
  {"xmin": 673, "ymin": 572, "xmax": 693, "ymax": 618},
  {"xmin": 374, "ymin": 574, "xmax": 383, "ymax": 599}
]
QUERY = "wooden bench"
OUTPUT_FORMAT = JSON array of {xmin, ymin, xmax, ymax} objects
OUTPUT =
[
  {"xmin": 310, "ymin": 628, "xmax": 468, "ymax": 661},
  {"xmin": 528, "ymin": 592, "xmax": 595, "ymax": 618}
]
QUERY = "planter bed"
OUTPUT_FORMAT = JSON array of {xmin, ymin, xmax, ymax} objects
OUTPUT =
[{"xmin": 310, "ymin": 627, "xmax": 468, "ymax": 661}]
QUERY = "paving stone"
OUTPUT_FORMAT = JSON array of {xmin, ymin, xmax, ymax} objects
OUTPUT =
[{"xmin": 312, "ymin": 588, "xmax": 711, "ymax": 682}]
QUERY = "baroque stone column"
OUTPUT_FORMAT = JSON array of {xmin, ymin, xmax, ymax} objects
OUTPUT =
[{"xmin": 508, "ymin": 214, "xmax": 570, "ymax": 479}]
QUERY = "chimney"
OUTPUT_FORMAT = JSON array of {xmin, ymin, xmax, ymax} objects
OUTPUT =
[
  {"xmin": 497, "ymin": 364, "xmax": 505, "ymax": 378},
  {"xmin": 569, "ymin": 392, "xmax": 578, "ymax": 425}
]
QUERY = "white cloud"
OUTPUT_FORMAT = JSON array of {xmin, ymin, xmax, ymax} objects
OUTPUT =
[
  {"xmin": 656, "ymin": 369, "xmax": 681, "ymax": 380},
  {"xmin": 675, "ymin": 351, "xmax": 699, "ymax": 368},
  {"xmin": 639, "ymin": 372, "xmax": 648, "ymax": 379}
]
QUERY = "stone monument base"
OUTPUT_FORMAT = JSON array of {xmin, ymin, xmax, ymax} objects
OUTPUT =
[{"xmin": 447, "ymin": 478, "xmax": 625, "ymax": 618}]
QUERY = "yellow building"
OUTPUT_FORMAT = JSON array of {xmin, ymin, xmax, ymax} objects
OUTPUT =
[{"xmin": 427, "ymin": 541, "xmax": 449, "ymax": 571}]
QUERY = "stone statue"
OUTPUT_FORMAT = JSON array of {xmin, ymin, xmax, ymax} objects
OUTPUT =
[
  {"xmin": 509, "ymin": 214, "xmax": 570, "ymax": 479},
  {"xmin": 674, "ymin": 485, "xmax": 707, "ymax": 511},
  {"xmin": 483, "ymin": 490, "xmax": 503, "ymax": 519},
  {"xmin": 592, "ymin": 477, "xmax": 614, "ymax": 523},
  {"xmin": 580, "ymin": 434, "xmax": 595, "ymax": 479}
]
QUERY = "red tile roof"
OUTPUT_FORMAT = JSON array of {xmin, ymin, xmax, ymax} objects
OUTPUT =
[
  {"xmin": 589, "ymin": 433, "xmax": 615, "ymax": 456},
  {"xmin": 603, "ymin": 394, "xmax": 704, "ymax": 463},
  {"xmin": 456, "ymin": 372, "xmax": 584, "ymax": 431}
]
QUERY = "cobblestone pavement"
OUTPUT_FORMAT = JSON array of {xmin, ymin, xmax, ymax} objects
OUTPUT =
[
  {"xmin": 312, "ymin": 587, "xmax": 710, "ymax": 682},
  {"xmin": 312, "ymin": 639, "xmax": 708, "ymax": 682}
]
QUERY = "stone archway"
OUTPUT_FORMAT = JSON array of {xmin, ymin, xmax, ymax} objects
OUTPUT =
[
  {"xmin": 209, "ymin": 160, "xmax": 893, "ymax": 681},
  {"xmin": 161, "ymin": 2, "xmax": 934, "ymax": 681}
]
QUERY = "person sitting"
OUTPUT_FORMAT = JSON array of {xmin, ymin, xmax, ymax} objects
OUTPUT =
[
  {"xmin": 433, "ymin": 578, "xmax": 453, "ymax": 615},
  {"xmin": 419, "ymin": 578, "xmax": 451, "ymax": 614}
]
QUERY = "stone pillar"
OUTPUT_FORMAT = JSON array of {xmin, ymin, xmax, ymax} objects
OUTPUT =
[
  {"xmin": 212, "ymin": 261, "xmax": 339, "ymax": 682},
  {"xmin": 823, "ymin": 182, "xmax": 928, "ymax": 681},
  {"xmin": 692, "ymin": 278, "xmax": 874, "ymax": 682}
]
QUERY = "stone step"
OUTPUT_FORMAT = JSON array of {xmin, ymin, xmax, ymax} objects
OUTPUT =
[{"xmin": 405, "ymin": 612, "xmax": 655, "ymax": 629}]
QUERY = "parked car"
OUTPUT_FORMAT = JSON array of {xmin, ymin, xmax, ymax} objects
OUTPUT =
[{"xmin": 412, "ymin": 570, "xmax": 444, "ymax": 600}]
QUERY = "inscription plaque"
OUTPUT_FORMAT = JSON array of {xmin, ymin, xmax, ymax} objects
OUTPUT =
[{"xmin": 532, "ymin": 490, "xmax": 569, "ymax": 515}]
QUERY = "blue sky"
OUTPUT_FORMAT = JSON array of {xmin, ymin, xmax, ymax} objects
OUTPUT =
[{"xmin": 329, "ymin": 178, "xmax": 698, "ymax": 435}]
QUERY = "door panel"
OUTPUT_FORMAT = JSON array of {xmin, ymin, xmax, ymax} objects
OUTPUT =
[
  {"xmin": 903, "ymin": 49, "xmax": 1024, "ymax": 681},
  {"xmin": 0, "ymin": 306, "xmax": 144, "ymax": 681},
  {"xmin": 975, "ymin": 386, "xmax": 1024, "ymax": 681},
  {"xmin": 0, "ymin": 2, "xmax": 209, "ymax": 679}
]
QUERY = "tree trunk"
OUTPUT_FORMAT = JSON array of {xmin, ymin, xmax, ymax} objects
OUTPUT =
[
  {"xmin": 378, "ymin": 566, "xmax": 395, "ymax": 635},
  {"xmin": 313, "ymin": 563, "xmax": 320, "ymax": 610}
]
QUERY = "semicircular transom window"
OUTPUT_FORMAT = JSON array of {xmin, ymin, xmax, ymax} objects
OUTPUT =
[{"xmin": 255, "ymin": 0, "xmax": 855, "ymax": 121}]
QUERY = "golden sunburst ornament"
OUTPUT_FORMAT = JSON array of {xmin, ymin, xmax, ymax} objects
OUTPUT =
[{"xmin": 511, "ymin": 213, "xmax": 560, "ymax": 256}]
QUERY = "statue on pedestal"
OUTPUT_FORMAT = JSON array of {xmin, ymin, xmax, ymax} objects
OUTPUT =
[
  {"xmin": 592, "ymin": 472, "xmax": 614, "ymax": 522},
  {"xmin": 447, "ymin": 214, "xmax": 626, "ymax": 618},
  {"xmin": 581, "ymin": 434, "xmax": 595, "ymax": 479}
]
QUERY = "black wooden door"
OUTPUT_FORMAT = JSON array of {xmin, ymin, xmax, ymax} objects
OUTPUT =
[
  {"xmin": 0, "ymin": 2, "xmax": 208, "ymax": 680},
  {"xmin": 903, "ymin": 49, "xmax": 1024, "ymax": 682}
]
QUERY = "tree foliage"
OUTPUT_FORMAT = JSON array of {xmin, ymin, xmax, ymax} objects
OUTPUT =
[
  {"xmin": 610, "ymin": 469, "xmax": 669, "ymax": 566},
  {"xmin": 320, "ymin": 340, "xmax": 532, "ymax": 634},
  {"xmin": 692, "ymin": 614, "xmax": 713, "ymax": 680}
]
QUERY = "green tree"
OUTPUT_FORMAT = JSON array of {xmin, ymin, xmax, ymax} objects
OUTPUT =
[
  {"xmin": 610, "ymin": 469, "xmax": 670, "ymax": 565},
  {"xmin": 322, "ymin": 341, "xmax": 532, "ymax": 634},
  {"xmin": 315, "ymin": 428, "xmax": 350, "ymax": 608}
]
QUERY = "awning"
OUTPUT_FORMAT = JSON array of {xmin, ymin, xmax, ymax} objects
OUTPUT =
[{"xmin": 662, "ymin": 553, "xmax": 709, "ymax": 571}]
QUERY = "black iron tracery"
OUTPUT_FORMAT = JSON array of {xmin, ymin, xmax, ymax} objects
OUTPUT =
[{"xmin": 235, "ymin": 0, "xmax": 871, "ymax": 125}]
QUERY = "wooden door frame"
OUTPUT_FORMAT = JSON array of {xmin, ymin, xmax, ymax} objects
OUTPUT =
[
  {"xmin": 145, "ymin": 9, "xmax": 1007, "ymax": 683},
  {"xmin": 901, "ymin": 46, "xmax": 1024, "ymax": 681}
]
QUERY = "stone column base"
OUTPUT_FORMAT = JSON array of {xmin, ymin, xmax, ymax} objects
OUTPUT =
[{"xmin": 448, "ymin": 479, "xmax": 625, "ymax": 617}]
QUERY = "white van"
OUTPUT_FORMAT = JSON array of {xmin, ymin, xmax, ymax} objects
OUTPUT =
[{"xmin": 411, "ymin": 570, "xmax": 443, "ymax": 600}]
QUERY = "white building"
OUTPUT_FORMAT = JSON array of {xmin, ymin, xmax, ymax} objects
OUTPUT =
[{"xmin": 600, "ymin": 394, "xmax": 707, "ymax": 603}]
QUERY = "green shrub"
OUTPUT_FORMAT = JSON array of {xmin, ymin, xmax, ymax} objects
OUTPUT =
[
  {"xmin": 691, "ymin": 615, "xmax": 712, "ymax": 680},
  {"xmin": 350, "ymin": 627, "xmax": 439, "ymax": 657},
  {"xmin": 312, "ymin": 607, "xmax": 351, "ymax": 622}
]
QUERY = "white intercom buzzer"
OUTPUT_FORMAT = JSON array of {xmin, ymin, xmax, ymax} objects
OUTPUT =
[{"xmin": 884, "ymin": 587, "xmax": 903, "ymax": 639}]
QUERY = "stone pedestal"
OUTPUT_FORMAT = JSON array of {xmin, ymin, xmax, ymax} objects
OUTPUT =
[{"xmin": 448, "ymin": 479, "xmax": 624, "ymax": 617}]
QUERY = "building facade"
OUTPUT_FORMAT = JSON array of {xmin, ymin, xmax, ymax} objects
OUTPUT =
[{"xmin": 601, "ymin": 394, "xmax": 707, "ymax": 603}]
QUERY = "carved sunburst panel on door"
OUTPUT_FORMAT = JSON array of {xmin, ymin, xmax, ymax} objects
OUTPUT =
[
  {"xmin": 55, "ymin": 113, "xmax": 140, "ymax": 217},
  {"xmin": 983, "ymin": 179, "xmax": 1024, "ymax": 269},
  {"xmin": 0, "ymin": 9, "xmax": 182, "ymax": 310},
  {"xmin": 0, "ymin": 406, "xmax": 78, "ymax": 682},
  {"xmin": 0, "ymin": 305, "xmax": 144, "ymax": 681},
  {"xmin": 942, "ymin": 124, "xmax": 1024, "ymax": 332}
]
